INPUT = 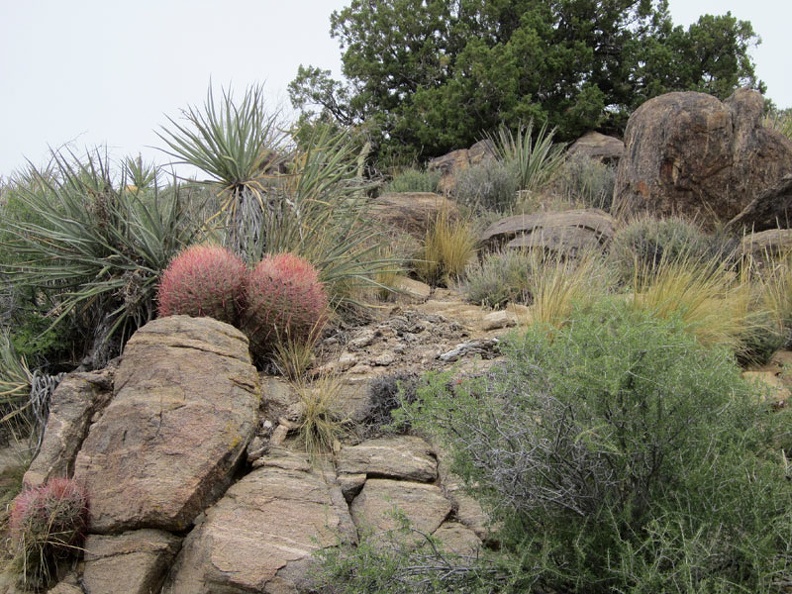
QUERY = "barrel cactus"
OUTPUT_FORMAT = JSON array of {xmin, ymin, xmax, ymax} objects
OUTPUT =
[
  {"xmin": 241, "ymin": 253, "xmax": 328, "ymax": 360},
  {"xmin": 9, "ymin": 478, "xmax": 90, "ymax": 589},
  {"xmin": 157, "ymin": 244, "xmax": 247, "ymax": 325}
]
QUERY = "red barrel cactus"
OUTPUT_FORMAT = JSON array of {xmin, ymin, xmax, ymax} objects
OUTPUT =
[
  {"xmin": 157, "ymin": 244, "xmax": 247, "ymax": 325},
  {"xmin": 241, "ymin": 253, "xmax": 329, "ymax": 359}
]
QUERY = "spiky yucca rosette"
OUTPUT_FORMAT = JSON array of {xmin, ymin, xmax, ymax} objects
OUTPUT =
[
  {"xmin": 157, "ymin": 244, "xmax": 247, "ymax": 325},
  {"xmin": 241, "ymin": 253, "xmax": 329, "ymax": 361}
]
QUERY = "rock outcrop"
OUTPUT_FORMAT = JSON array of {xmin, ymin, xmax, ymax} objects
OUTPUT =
[
  {"xmin": 567, "ymin": 131, "xmax": 624, "ymax": 164},
  {"xmin": 729, "ymin": 174, "xmax": 792, "ymax": 232},
  {"xmin": 428, "ymin": 139, "xmax": 496, "ymax": 194},
  {"xmin": 73, "ymin": 316, "xmax": 260, "ymax": 533},
  {"xmin": 614, "ymin": 89, "xmax": 792, "ymax": 227},
  {"xmin": 480, "ymin": 208, "xmax": 616, "ymax": 257}
]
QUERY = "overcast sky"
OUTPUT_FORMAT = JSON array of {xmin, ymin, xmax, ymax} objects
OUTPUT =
[{"xmin": 1, "ymin": 0, "xmax": 789, "ymax": 180}]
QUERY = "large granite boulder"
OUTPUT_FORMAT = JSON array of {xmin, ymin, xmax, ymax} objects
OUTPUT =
[
  {"xmin": 369, "ymin": 192, "xmax": 460, "ymax": 239},
  {"xmin": 162, "ymin": 448, "xmax": 356, "ymax": 594},
  {"xmin": 614, "ymin": 89, "xmax": 792, "ymax": 227},
  {"xmin": 428, "ymin": 139, "xmax": 497, "ymax": 194},
  {"xmin": 23, "ymin": 364, "xmax": 116, "ymax": 488},
  {"xmin": 73, "ymin": 316, "xmax": 260, "ymax": 533},
  {"xmin": 567, "ymin": 131, "xmax": 624, "ymax": 164}
]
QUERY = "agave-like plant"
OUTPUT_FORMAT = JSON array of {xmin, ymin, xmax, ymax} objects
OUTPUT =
[
  {"xmin": 158, "ymin": 84, "xmax": 394, "ymax": 310},
  {"xmin": 0, "ymin": 148, "xmax": 207, "ymax": 367},
  {"xmin": 486, "ymin": 119, "xmax": 567, "ymax": 197},
  {"xmin": 157, "ymin": 83, "xmax": 289, "ymax": 256}
]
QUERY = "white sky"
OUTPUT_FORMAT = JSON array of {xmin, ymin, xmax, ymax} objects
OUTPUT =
[{"xmin": 1, "ymin": 0, "xmax": 789, "ymax": 179}]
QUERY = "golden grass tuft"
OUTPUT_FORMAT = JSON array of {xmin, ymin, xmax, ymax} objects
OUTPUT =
[
  {"xmin": 413, "ymin": 211, "xmax": 478, "ymax": 286},
  {"xmin": 630, "ymin": 256, "xmax": 754, "ymax": 352},
  {"xmin": 293, "ymin": 374, "xmax": 347, "ymax": 458}
]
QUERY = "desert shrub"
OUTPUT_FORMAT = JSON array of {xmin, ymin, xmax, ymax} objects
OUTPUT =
[
  {"xmin": 463, "ymin": 249, "xmax": 535, "ymax": 308},
  {"xmin": 293, "ymin": 374, "xmax": 347, "ymax": 457},
  {"xmin": 385, "ymin": 168, "xmax": 441, "ymax": 193},
  {"xmin": 156, "ymin": 244, "xmax": 247, "ymax": 325},
  {"xmin": 453, "ymin": 161, "xmax": 520, "ymax": 214},
  {"xmin": 556, "ymin": 154, "xmax": 615, "ymax": 210},
  {"xmin": 397, "ymin": 299, "xmax": 792, "ymax": 592},
  {"xmin": 312, "ymin": 515, "xmax": 517, "ymax": 593},
  {"xmin": 241, "ymin": 253, "xmax": 329, "ymax": 363},
  {"xmin": 361, "ymin": 372, "xmax": 420, "ymax": 436},
  {"xmin": 609, "ymin": 216, "xmax": 735, "ymax": 285},
  {"xmin": 413, "ymin": 212, "xmax": 478, "ymax": 287},
  {"xmin": 8, "ymin": 478, "xmax": 89, "ymax": 591}
]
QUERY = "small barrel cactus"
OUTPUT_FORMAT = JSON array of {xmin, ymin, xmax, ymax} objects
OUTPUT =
[
  {"xmin": 241, "ymin": 253, "xmax": 329, "ymax": 360},
  {"xmin": 9, "ymin": 478, "xmax": 90, "ymax": 589},
  {"xmin": 157, "ymin": 244, "xmax": 248, "ymax": 325}
]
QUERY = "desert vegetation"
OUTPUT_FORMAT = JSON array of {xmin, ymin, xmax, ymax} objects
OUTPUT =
[{"xmin": 2, "ymin": 1, "xmax": 792, "ymax": 589}]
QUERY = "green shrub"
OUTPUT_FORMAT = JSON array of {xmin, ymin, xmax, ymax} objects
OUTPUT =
[
  {"xmin": 556, "ymin": 154, "xmax": 615, "ymax": 210},
  {"xmin": 398, "ymin": 299, "xmax": 792, "ymax": 592},
  {"xmin": 609, "ymin": 216, "xmax": 736, "ymax": 285},
  {"xmin": 385, "ymin": 168, "xmax": 441, "ymax": 193},
  {"xmin": 453, "ymin": 161, "xmax": 520, "ymax": 214},
  {"xmin": 0, "ymin": 149, "xmax": 206, "ymax": 368},
  {"xmin": 463, "ymin": 249, "xmax": 535, "ymax": 308}
]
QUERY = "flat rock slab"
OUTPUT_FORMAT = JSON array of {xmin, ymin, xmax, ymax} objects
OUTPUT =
[
  {"xmin": 350, "ymin": 478, "xmax": 452, "ymax": 545},
  {"xmin": 73, "ymin": 316, "xmax": 260, "ymax": 533},
  {"xmin": 163, "ymin": 450, "xmax": 356, "ymax": 594},
  {"xmin": 83, "ymin": 529, "xmax": 181, "ymax": 594},
  {"xmin": 337, "ymin": 436, "xmax": 438, "ymax": 482}
]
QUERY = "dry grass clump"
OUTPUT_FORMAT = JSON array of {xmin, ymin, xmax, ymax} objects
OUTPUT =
[
  {"xmin": 413, "ymin": 211, "xmax": 478, "ymax": 287},
  {"xmin": 293, "ymin": 374, "xmax": 348, "ymax": 458},
  {"xmin": 630, "ymin": 256, "xmax": 754, "ymax": 353}
]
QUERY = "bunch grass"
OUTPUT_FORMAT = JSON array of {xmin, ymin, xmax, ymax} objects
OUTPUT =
[{"xmin": 413, "ymin": 211, "xmax": 478, "ymax": 287}]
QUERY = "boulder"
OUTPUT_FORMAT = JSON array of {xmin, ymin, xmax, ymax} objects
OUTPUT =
[
  {"xmin": 350, "ymin": 478, "xmax": 452, "ymax": 546},
  {"xmin": 23, "ymin": 365, "xmax": 116, "ymax": 488},
  {"xmin": 740, "ymin": 228, "xmax": 792, "ymax": 265},
  {"xmin": 567, "ymin": 131, "xmax": 624, "ymax": 164},
  {"xmin": 337, "ymin": 436, "xmax": 438, "ymax": 482},
  {"xmin": 369, "ymin": 192, "xmax": 459, "ymax": 239},
  {"xmin": 480, "ymin": 208, "xmax": 615, "ymax": 256},
  {"xmin": 428, "ymin": 139, "xmax": 496, "ymax": 194},
  {"xmin": 162, "ymin": 448, "xmax": 355, "ymax": 594},
  {"xmin": 82, "ymin": 529, "xmax": 181, "ymax": 594},
  {"xmin": 728, "ymin": 174, "xmax": 792, "ymax": 232},
  {"xmin": 73, "ymin": 316, "xmax": 260, "ymax": 533},
  {"xmin": 614, "ymin": 89, "xmax": 792, "ymax": 227}
]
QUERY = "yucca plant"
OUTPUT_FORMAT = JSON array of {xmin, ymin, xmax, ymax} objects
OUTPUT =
[
  {"xmin": 158, "ymin": 86, "xmax": 393, "ymax": 311},
  {"xmin": 486, "ymin": 120, "xmax": 566, "ymax": 198},
  {"xmin": 0, "ymin": 148, "xmax": 206, "ymax": 367},
  {"xmin": 157, "ymin": 83, "xmax": 289, "ymax": 257}
]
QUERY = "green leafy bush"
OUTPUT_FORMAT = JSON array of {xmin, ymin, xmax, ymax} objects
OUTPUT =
[
  {"xmin": 157, "ymin": 244, "xmax": 247, "ymax": 325},
  {"xmin": 609, "ymin": 216, "xmax": 736, "ymax": 285},
  {"xmin": 8, "ymin": 478, "xmax": 89, "ymax": 590},
  {"xmin": 398, "ymin": 299, "xmax": 792, "ymax": 592}
]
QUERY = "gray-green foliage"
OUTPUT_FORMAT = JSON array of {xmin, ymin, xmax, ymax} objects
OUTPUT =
[
  {"xmin": 397, "ymin": 299, "xmax": 792, "ymax": 592},
  {"xmin": 0, "ymin": 148, "xmax": 206, "ymax": 368},
  {"xmin": 463, "ymin": 249, "xmax": 535, "ymax": 308},
  {"xmin": 385, "ymin": 168, "xmax": 441, "ymax": 193},
  {"xmin": 557, "ymin": 154, "xmax": 615, "ymax": 210},
  {"xmin": 453, "ymin": 160, "xmax": 520, "ymax": 214}
]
